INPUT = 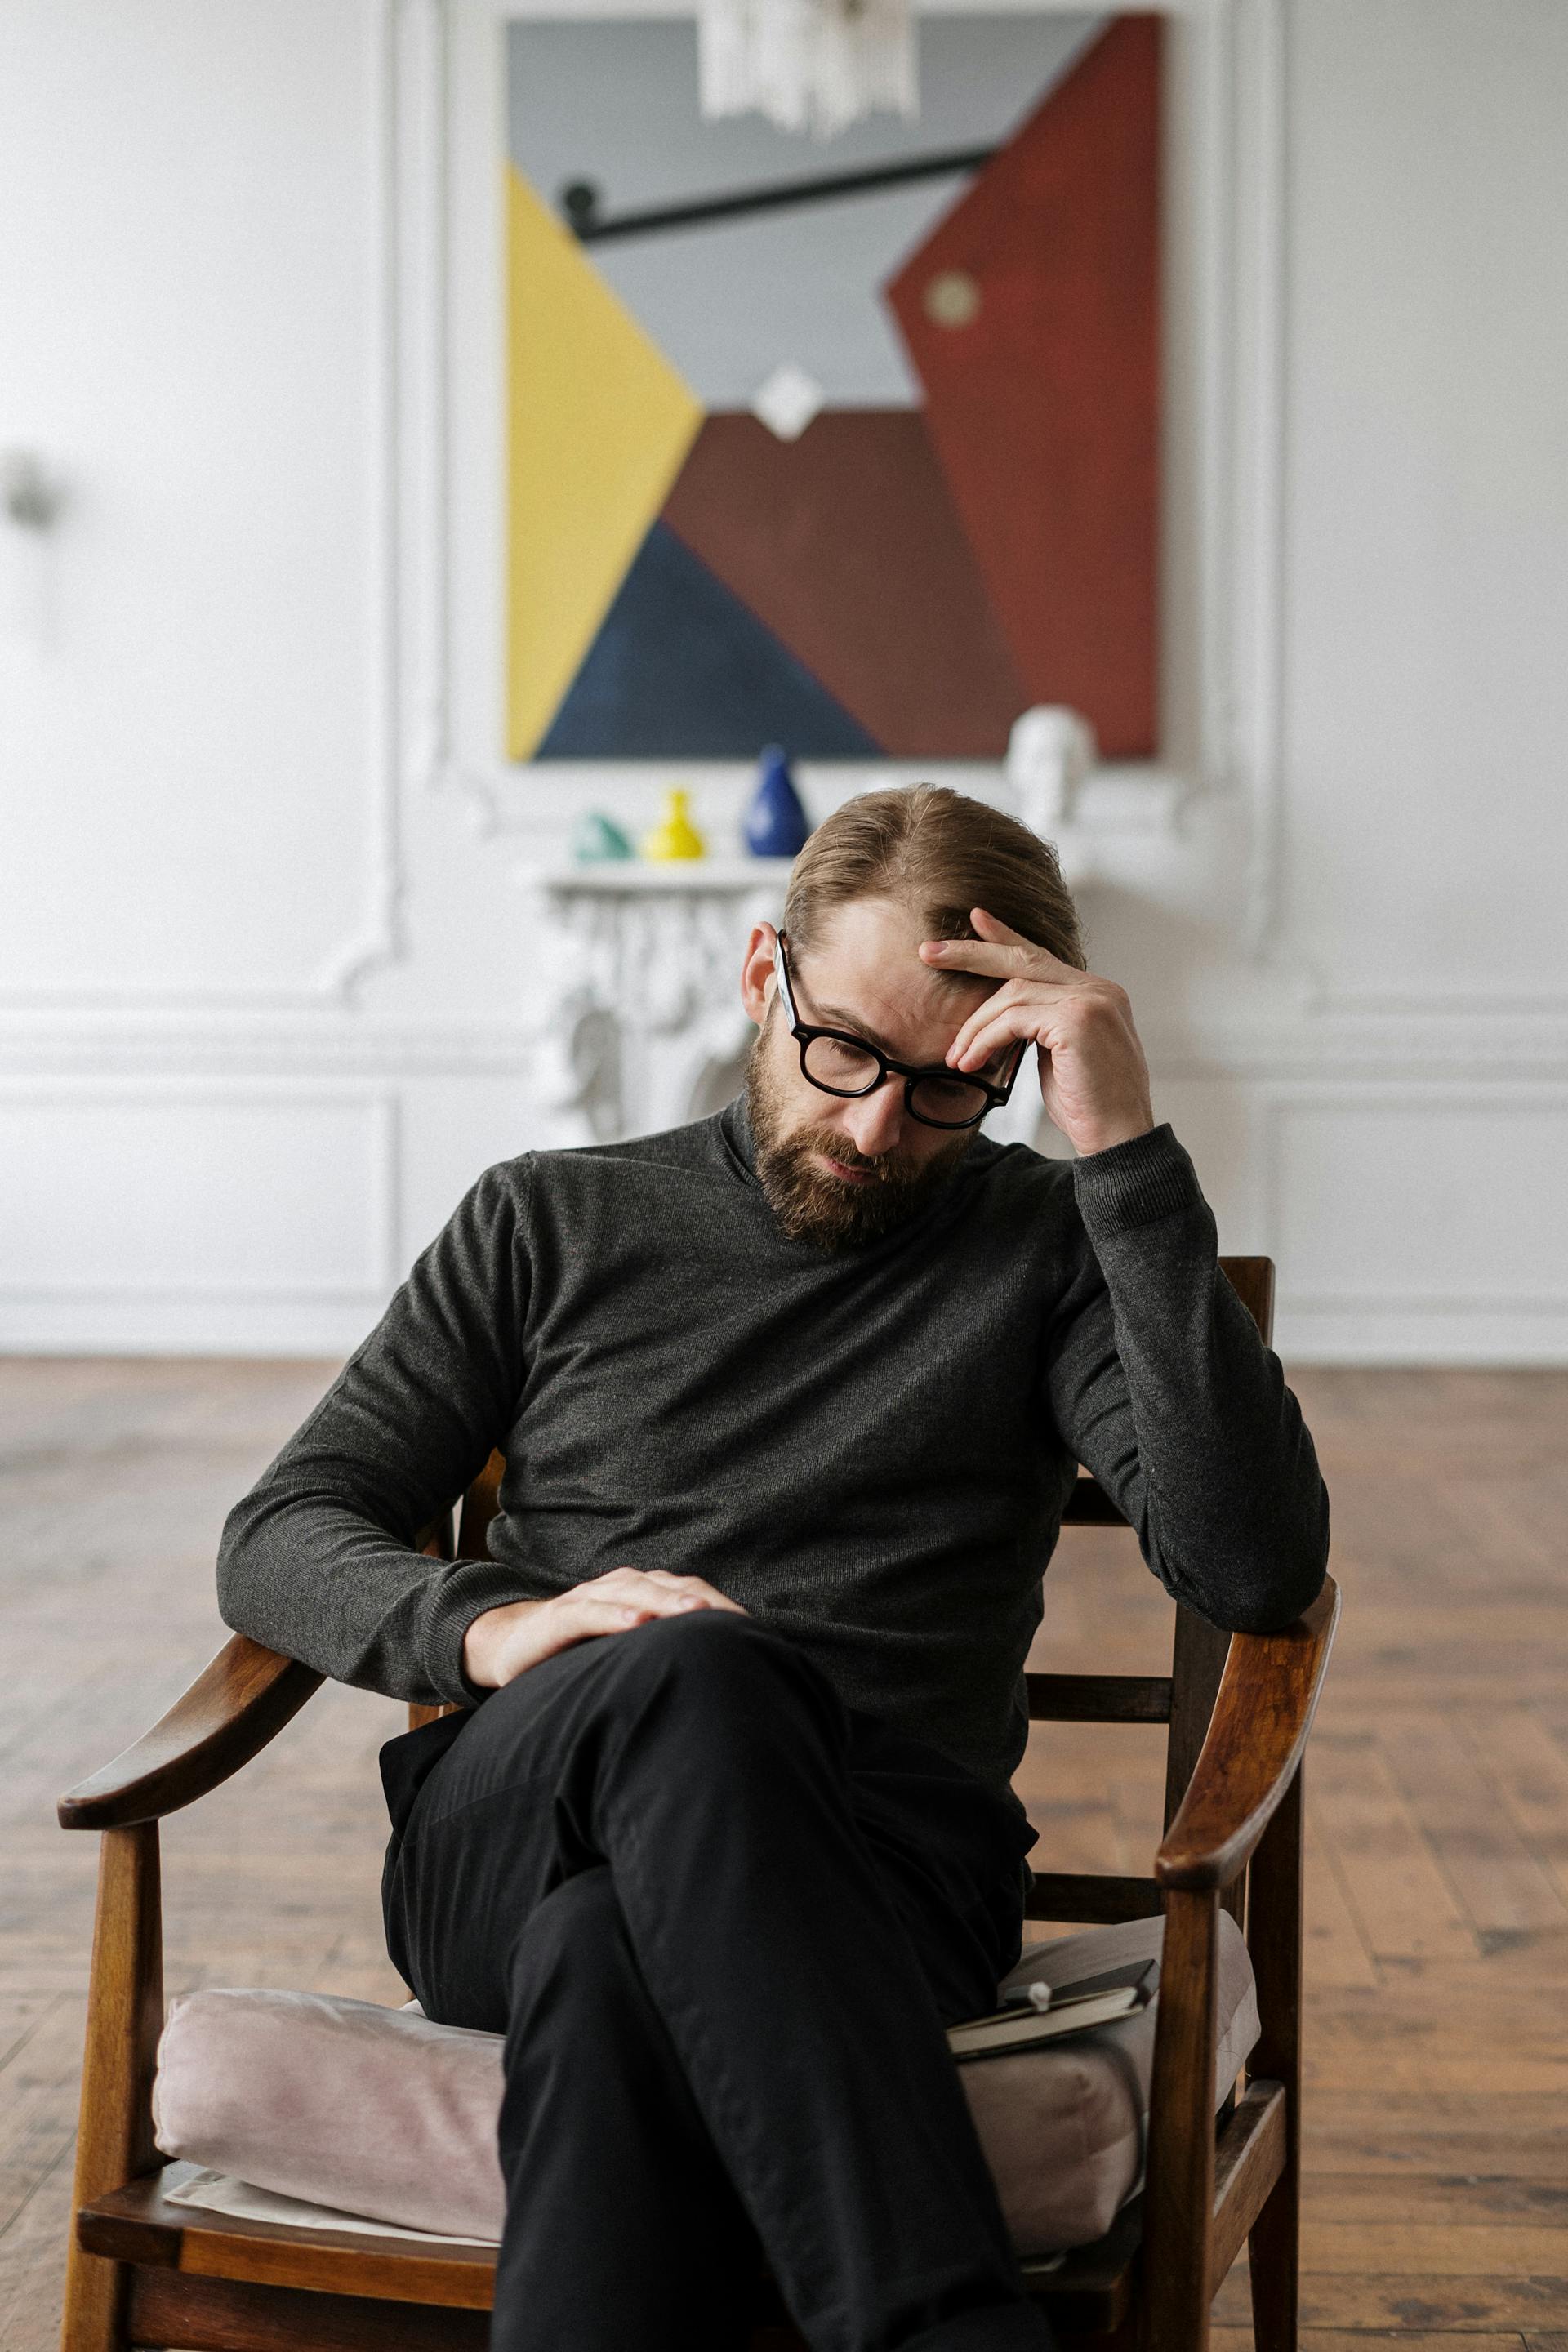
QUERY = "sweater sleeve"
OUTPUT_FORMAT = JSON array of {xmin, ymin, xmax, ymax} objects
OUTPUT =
[
  {"xmin": 1043, "ymin": 1124, "xmax": 1330, "ymax": 1633},
  {"xmin": 215, "ymin": 1158, "xmax": 537, "ymax": 1708}
]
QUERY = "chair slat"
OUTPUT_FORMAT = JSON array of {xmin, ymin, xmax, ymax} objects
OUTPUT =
[
  {"xmin": 1058, "ymin": 1477, "xmax": 1127, "ymax": 1526},
  {"xmin": 1023, "ymin": 1872, "xmax": 1165, "ymax": 1924},
  {"xmin": 131, "ymin": 2268, "xmax": 492, "ymax": 2351},
  {"xmin": 82, "ymin": 2163, "xmax": 496, "ymax": 2307},
  {"xmin": 458, "ymin": 1450, "xmax": 506, "ymax": 1561},
  {"xmin": 1027, "ymin": 1673, "xmax": 1172, "ymax": 1723},
  {"xmin": 1210, "ymin": 2080, "xmax": 1287, "ymax": 2284}
]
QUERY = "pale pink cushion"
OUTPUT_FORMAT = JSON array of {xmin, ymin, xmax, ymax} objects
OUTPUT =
[
  {"xmin": 153, "ymin": 1989, "xmax": 507, "ymax": 2242},
  {"xmin": 977, "ymin": 1913, "xmax": 1258, "ymax": 2254},
  {"xmin": 152, "ymin": 1912, "xmax": 1257, "ymax": 2259}
]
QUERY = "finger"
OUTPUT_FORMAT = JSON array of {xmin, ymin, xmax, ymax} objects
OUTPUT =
[
  {"xmin": 532, "ymin": 1597, "xmax": 643, "ymax": 1659},
  {"xmin": 919, "ymin": 937, "xmax": 1030, "ymax": 977},
  {"xmin": 574, "ymin": 1589, "xmax": 665, "ymax": 1624},
  {"xmin": 656, "ymin": 1581, "xmax": 749, "ymax": 1615},
  {"xmin": 586, "ymin": 1579, "xmax": 705, "ymax": 1619},
  {"xmin": 921, "ymin": 922, "xmax": 1083, "ymax": 984},
  {"xmin": 611, "ymin": 1570, "xmax": 737, "ymax": 1608},
  {"xmin": 946, "ymin": 987, "xmax": 1043, "ymax": 1067},
  {"xmin": 609, "ymin": 1571, "xmax": 750, "ymax": 1619},
  {"xmin": 945, "ymin": 978, "xmax": 1022, "ymax": 1064},
  {"xmin": 950, "ymin": 1004, "xmax": 1040, "ymax": 1072},
  {"xmin": 969, "ymin": 906, "xmax": 1031, "ymax": 943},
  {"xmin": 626, "ymin": 1569, "xmax": 746, "ymax": 1612},
  {"xmin": 972, "ymin": 907, "xmax": 1088, "ymax": 978},
  {"xmin": 921, "ymin": 938, "xmax": 1076, "ymax": 984}
]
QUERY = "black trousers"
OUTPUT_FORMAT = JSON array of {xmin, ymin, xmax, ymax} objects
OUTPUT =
[{"xmin": 379, "ymin": 1608, "xmax": 1057, "ymax": 2352}]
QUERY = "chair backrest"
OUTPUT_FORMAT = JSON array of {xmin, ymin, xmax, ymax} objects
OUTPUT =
[{"xmin": 416, "ymin": 1255, "xmax": 1276, "ymax": 1932}]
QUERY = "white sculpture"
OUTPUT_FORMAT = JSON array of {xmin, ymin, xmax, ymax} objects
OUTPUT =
[{"xmin": 1006, "ymin": 706, "xmax": 1096, "ymax": 837}]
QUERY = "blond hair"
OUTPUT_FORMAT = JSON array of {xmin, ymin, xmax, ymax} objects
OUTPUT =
[{"xmin": 782, "ymin": 785, "xmax": 1085, "ymax": 969}]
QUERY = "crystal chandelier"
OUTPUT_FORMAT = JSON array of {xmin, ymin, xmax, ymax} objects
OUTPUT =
[{"xmin": 697, "ymin": 0, "xmax": 919, "ymax": 142}]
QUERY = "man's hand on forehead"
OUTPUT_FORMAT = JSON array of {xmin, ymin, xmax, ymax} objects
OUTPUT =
[{"xmin": 920, "ymin": 907, "xmax": 1155, "ymax": 1160}]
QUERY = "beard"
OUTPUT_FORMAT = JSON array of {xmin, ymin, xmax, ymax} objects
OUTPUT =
[{"xmin": 744, "ymin": 1023, "xmax": 975, "ymax": 1251}]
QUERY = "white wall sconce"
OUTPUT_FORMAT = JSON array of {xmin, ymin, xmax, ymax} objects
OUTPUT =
[
  {"xmin": 2, "ymin": 450, "xmax": 65, "ymax": 532},
  {"xmin": 1, "ymin": 450, "xmax": 66, "ymax": 653}
]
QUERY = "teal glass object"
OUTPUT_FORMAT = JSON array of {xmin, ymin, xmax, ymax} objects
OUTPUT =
[
  {"xmin": 743, "ymin": 744, "xmax": 812, "ymax": 859},
  {"xmin": 572, "ymin": 809, "xmax": 635, "ymax": 862}
]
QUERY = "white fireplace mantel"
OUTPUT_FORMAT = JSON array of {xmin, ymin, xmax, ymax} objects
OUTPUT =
[{"xmin": 514, "ymin": 858, "xmax": 795, "ymax": 1144}]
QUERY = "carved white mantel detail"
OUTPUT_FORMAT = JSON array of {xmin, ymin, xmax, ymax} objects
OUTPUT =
[{"xmin": 516, "ymin": 862, "xmax": 795, "ymax": 1144}]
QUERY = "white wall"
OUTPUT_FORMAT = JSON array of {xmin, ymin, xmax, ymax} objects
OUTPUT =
[{"xmin": 2, "ymin": 0, "xmax": 1565, "ymax": 1362}]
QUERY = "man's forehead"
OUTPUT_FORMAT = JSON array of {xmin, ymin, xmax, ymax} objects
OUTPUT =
[{"xmin": 792, "ymin": 899, "xmax": 994, "ymax": 1059}]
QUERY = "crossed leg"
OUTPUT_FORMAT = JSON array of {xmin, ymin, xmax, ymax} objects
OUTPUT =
[{"xmin": 381, "ymin": 1608, "xmax": 1055, "ymax": 2352}]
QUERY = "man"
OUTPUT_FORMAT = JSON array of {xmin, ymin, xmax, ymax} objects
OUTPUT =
[{"xmin": 217, "ymin": 784, "xmax": 1329, "ymax": 2352}]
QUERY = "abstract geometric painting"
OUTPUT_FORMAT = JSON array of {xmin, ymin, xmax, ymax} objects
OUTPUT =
[{"xmin": 506, "ymin": 15, "xmax": 1160, "ymax": 763}]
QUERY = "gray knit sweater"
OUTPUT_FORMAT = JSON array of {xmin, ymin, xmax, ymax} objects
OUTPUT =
[{"xmin": 216, "ymin": 1102, "xmax": 1328, "ymax": 1797}]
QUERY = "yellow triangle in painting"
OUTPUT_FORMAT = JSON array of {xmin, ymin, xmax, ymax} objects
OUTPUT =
[{"xmin": 506, "ymin": 165, "xmax": 703, "ymax": 761}]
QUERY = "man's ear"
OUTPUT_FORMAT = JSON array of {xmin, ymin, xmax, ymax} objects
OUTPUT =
[{"xmin": 739, "ymin": 922, "xmax": 778, "ymax": 1028}]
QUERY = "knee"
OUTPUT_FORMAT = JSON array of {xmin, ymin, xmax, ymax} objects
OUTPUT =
[{"xmin": 612, "ymin": 1607, "xmax": 838, "ymax": 1744}]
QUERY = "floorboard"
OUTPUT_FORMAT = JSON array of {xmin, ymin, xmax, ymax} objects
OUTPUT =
[{"xmin": 2, "ymin": 1359, "xmax": 1566, "ymax": 2346}]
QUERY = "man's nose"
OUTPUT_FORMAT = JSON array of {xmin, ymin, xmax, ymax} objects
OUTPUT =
[{"xmin": 839, "ymin": 1077, "xmax": 908, "ymax": 1157}]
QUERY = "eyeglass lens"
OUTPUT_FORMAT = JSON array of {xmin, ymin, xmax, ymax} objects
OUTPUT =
[{"xmin": 800, "ymin": 1034, "xmax": 993, "ymax": 1128}]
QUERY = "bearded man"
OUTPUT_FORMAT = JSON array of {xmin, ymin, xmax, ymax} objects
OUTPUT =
[{"xmin": 217, "ymin": 783, "xmax": 1329, "ymax": 2352}]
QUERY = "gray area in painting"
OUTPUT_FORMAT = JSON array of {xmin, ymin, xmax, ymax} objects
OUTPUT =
[{"xmin": 507, "ymin": 15, "xmax": 1107, "ymax": 407}]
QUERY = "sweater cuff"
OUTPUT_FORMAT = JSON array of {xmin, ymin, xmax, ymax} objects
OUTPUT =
[
  {"xmin": 420, "ymin": 1557, "xmax": 535, "ymax": 1709},
  {"xmin": 1071, "ymin": 1121, "xmax": 1203, "ymax": 1240}
]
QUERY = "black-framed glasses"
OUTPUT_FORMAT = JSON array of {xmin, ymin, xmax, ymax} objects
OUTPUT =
[{"xmin": 772, "ymin": 932, "xmax": 1026, "ymax": 1131}]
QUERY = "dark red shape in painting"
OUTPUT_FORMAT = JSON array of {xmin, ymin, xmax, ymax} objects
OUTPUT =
[
  {"xmin": 659, "ymin": 411, "xmax": 1027, "ymax": 758},
  {"xmin": 884, "ymin": 15, "xmax": 1161, "ymax": 757}
]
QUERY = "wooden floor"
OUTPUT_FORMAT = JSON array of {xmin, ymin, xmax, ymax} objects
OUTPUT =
[{"xmin": 2, "ymin": 1361, "xmax": 1566, "ymax": 2350}]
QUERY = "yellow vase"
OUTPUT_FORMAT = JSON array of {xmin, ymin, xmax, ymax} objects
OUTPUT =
[{"xmin": 641, "ymin": 786, "xmax": 706, "ymax": 862}]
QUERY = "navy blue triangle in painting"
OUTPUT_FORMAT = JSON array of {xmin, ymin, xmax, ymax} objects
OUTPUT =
[{"xmin": 537, "ymin": 522, "xmax": 882, "ymax": 759}]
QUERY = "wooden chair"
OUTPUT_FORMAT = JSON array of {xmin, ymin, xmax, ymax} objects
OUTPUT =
[{"xmin": 56, "ymin": 1255, "xmax": 1338, "ymax": 2352}]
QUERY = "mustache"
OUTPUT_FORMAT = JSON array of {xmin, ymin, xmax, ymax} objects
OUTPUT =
[{"xmin": 791, "ymin": 1128, "xmax": 924, "ymax": 1182}]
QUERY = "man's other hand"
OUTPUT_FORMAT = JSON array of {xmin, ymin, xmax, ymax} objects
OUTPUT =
[
  {"xmin": 461, "ymin": 1568, "xmax": 748, "ymax": 1690},
  {"xmin": 920, "ymin": 906, "xmax": 1155, "ymax": 1158}
]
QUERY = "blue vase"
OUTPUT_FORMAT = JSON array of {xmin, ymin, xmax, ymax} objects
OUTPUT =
[{"xmin": 743, "ymin": 745, "xmax": 812, "ymax": 859}]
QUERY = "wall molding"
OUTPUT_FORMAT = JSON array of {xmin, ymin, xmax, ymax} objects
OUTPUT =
[
  {"xmin": 0, "ymin": 1022, "xmax": 537, "ymax": 1081},
  {"xmin": 0, "ymin": 1292, "xmax": 394, "ymax": 1360},
  {"xmin": 1272, "ymin": 1304, "xmax": 1568, "ymax": 1369},
  {"xmin": 1258, "ymin": 1080, "xmax": 1568, "ymax": 1362},
  {"xmin": 1227, "ymin": 1, "xmax": 1568, "ymax": 1022},
  {"xmin": 0, "ymin": 1082, "xmax": 403, "ymax": 1294},
  {"xmin": 1232, "ymin": 0, "xmax": 1287, "ymax": 952},
  {"xmin": 1145, "ymin": 1009, "xmax": 1568, "ymax": 1081},
  {"xmin": 1306, "ymin": 983, "xmax": 1568, "ymax": 1019},
  {"xmin": 5, "ymin": 1001, "xmax": 1566, "ymax": 1085},
  {"xmin": 317, "ymin": 0, "xmax": 409, "ymax": 1005},
  {"xmin": 0, "ymin": 0, "xmax": 407, "ymax": 1016}
]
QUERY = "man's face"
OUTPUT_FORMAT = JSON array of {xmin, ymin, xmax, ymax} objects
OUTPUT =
[{"xmin": 741, "ymin": 895, "xmax": 1003, "ymax": 1250}]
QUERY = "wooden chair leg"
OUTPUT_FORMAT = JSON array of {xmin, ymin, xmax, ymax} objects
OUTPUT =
[
  {"xmin": 60, "ymin": 1823, "xmax": 163, "ymax": 2352},
  {"xmin": 1245, "ymin": 1765, "xmax": 1304, "ymax": 2352},
  {"xmin": 1140, "ymin": 1886, "xmax": 1218, "ymax": 2352}
]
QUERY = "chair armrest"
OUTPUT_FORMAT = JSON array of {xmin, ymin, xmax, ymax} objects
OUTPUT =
[
  {"xmin": 57, "ymin": 1633, "xmax": 323, "ymax": 1831},
  {"xmin": 1155, "ymin": 1575, "xmax": 1339, "ymax": 1891}
]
